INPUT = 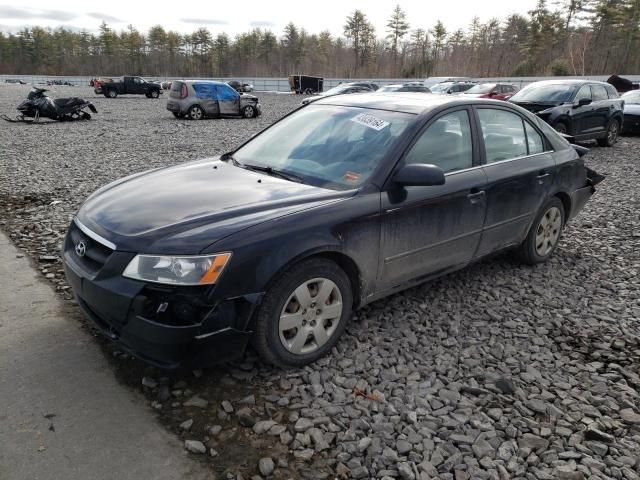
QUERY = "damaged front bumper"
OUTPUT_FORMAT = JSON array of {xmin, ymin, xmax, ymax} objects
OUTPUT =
[{"xmin": 62, "ymin": 225, "xmax": 261, "ymax": 368}]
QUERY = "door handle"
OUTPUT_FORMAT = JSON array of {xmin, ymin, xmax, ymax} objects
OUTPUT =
[
  {"xmin": 537, "ymin": 171, "xmax": 550, "ymax": 184},
  {"xmin": 467, "ymin": 189, "xmax": 485, "ymax": 204}
]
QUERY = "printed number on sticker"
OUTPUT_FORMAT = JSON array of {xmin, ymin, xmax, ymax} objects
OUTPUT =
[{"xmin": 351, "ymin": 113, "xmax": 390, "ymax": 131}]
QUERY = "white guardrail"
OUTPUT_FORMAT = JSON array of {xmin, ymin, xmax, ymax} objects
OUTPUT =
[{"xmin": 1, "ymin": 74, "xmax": 639, "ymax": 92}]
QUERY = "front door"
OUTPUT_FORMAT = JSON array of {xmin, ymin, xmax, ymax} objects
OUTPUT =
[
  {"xmin": 131, "ymin": 77, "xmax": 146, "ymax": 94},
  {"xmin": 379, "ymin": 108, "xmax": 488, "ymax": 290},
  {"xmin": 474, "ymin": 106, "xmax": 555, "ymax": 256},
  {"xmin": 216, "ymin": 84, "xmax": 241, "ymax": 115},
  {"xmin": 572, "ymin": 84, "xmax": 595, "ymax": 135}
]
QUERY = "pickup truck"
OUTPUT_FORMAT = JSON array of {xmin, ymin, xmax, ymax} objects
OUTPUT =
[{"xmin": 100, "ymin": 76, "xmax": 162, "ymax": 98}]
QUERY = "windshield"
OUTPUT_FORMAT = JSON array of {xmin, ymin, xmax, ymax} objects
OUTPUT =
[
  {"xmin": 430, "ymin": 82, "xmax": 454, "ymax": 93},
  {"xmin": 233, "ymin": 105, "xmax": 413, "ymax": 190},
  {"xmin": 622, "ymin": 91, "xmax": 640, "ymax": 104},
  {"xmin": 465, "ymin": 84, "xmax": 495, "ymax": 94},
  {"xmin": 510, "ymin": 84, "xmax": 576, "ymax": 103}
]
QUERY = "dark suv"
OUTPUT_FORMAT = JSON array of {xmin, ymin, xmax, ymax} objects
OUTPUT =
[{"xmin": 509, "ymin": 80, "xmax": 624, "ymax": 147}]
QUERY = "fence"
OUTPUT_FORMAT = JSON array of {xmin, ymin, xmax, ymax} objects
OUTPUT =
[{"xmin": 1, "ymin": 74, "xmax": 639, "ymax": 92}]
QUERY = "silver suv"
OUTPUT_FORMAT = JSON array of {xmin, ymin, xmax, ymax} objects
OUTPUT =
[{"xmin": 167, "ymin": 80, "xmax": 261, "ymax": 120}]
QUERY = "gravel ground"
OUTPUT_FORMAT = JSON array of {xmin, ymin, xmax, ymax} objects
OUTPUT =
[{"xmin": 1, "ymin": 84, "xmax": 639, "ymax": 480}]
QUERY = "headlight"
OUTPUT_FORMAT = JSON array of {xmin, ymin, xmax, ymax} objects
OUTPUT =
[{"xmin": 123, "ymin": 253, "xmax": 231, "ymax": 286}]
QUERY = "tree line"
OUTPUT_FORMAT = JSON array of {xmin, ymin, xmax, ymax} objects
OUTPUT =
[{"xmin": 0, "ymin": 0, "xmax": 638, "ymax": 79}]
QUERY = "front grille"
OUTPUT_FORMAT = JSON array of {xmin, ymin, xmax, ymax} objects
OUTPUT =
[{"xmin": 66, "ymin": 221, "xmax": 114, "ymax": 274}]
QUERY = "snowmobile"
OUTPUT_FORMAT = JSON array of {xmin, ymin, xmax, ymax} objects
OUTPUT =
[{"xmin": 2, "ymin": 87, "xmax": 97, "ymax": 123}]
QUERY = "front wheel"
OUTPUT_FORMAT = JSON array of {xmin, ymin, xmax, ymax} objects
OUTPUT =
[
  {"xmin": 242, "ymin": 105, "xmax": 256, "ymax": 118},
  {"xmin": 597, "ymin": 119, "xmax": 619, "ymax": 147},
  {"xmin": 554, "ymin": 122, "xmax": 568, "ymax": 135},
  {"xmin": 252, "ymin": 258, "xmax": 353, "ymax": 367},
  {"xmin": 517, "ymin": 197, "xmax": 565, "ymax": 265},
  {"xmin": 150, "ymin": 90, "xmax": 160, "ymax": 99},
  {"xmin": 188, "ymin": 105, "xmax": 204, "ymax": 120}
]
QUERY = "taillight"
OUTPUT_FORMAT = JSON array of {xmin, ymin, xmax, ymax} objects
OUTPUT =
[{"xmin": 181, "ymin": 84, "xmax": 188, "ymax": 99}]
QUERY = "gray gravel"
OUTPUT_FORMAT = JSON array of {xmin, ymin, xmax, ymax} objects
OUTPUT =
[{"xmin": 1, "ymin": 84, "xmax": 639, "ymax": 479}]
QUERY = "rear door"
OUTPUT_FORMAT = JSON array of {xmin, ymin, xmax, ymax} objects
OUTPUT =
[
  {"xmin": 193, "ymin": 83, "xmax": 219, "ymax": 117},
  {"xmin": 590, "ymin": 84, "xmax": 611, "ymax": 133},
  {"xmin": 217, "ymin": 84, "xmax": 241, "ymax": 115},
  {"xmin": 379, "ymin": 108, "xmax": 488, "ymax": 290},
  {"xmin": 474, "ymin": 106, "xmax": 555, "ymax": 256}
]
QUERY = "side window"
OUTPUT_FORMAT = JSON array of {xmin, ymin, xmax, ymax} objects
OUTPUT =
[
  {"xmin": 591, "ymin": 84, "xmax": 608, "ymax": 101},
  {"xmin": 575, "ymin": 84, "xmax": 592, "ymax": 101},
  {"xmin": 405, "ymin": 110, "xmax": 473, "ymax": 173},
  {"xmin": 134, "ymin": 77, "xmax": 143, "ymax": 84},
  {"xmin": 605, "ymin": 84, "xmax": 619, "ymax": 99},
  {"xmin": 193, "ymin": 83, "xmax": 216, "ymax": 99},
  {"xmin": 525, "ymin": 122, "xmax": 545, "ymax": 155},
  {"xmin": 217, "ymin": 84, "xmax": 239, "ymax": 100},
  {"xmin": 478, "ymin": 109, "xmax": 528, "ymax": 163}
]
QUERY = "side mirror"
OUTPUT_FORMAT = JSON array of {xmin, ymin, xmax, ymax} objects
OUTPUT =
[
  {"xmin": 393, "ymin": 164, "xmax": 445, "ymax": 187},
  {"xmin": 575, "ymin": 98, "xmax": 592, "ymax": 107}
]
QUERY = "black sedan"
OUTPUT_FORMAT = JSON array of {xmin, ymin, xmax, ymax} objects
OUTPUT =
[
  {"xmin": 63, "ymin": 93, "xmax": 601, "ymax": 368},
  {"xmin": 509, "ymin": 80, "xmax": 624, "ymax": 147}
]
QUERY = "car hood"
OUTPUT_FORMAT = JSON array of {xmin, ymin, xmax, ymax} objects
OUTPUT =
[
  {"xmin": 240, "ymin": 93, "xmax": 258, "ymax": 101},
  {"xmin": 511, "ymin": 100, "xmax": 564, "ymax": 113},
  {"xmin": 77, "ymin": 158, "xmax": 351, "ymax": 254}
]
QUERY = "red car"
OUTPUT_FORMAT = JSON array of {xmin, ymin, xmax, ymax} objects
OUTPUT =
[{"xmin": 463, "ymin": 83, "xmax": 518, "ymax": 100}]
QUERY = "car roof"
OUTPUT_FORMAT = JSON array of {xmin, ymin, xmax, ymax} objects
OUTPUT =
[
  {"xmin": 525, "ymin": 79, "xmax": 610, "ymax": 87},
  {"xmin": 314, "ymin": 92, "xmax": 514, "ymax": 115},
  {"xmin": 181, "ymin": 80, "xmax": 229, "ymax": 86}
]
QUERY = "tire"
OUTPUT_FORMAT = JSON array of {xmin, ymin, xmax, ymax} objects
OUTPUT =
[
  {"xmin": 517, "ymin": 197, "xmax": 565, "ymax": 265},
  {"xmin": 150, "ymin": 90, "xmax": 160, "ymax": 99},
  {"xmin": 188, "ymin": 105, "xmax": 204, "ymax": 120},
  {"xmin": 107, "ymin": 89, "xmax": 117, "ymax": 98},
  {"xmin": 597, "ymin": 119, "xmax": 619, "ymax": 147},
  {"xmin": 252, "ymin": 258, "xmax": 353, "ymax": 367},
  {"xmin": 242, "ymin": 105, "xmax": 256, "ymax": 118},
  {"xmin": 553, "ymin": 122, "xmax": 568, "ymax": 135}
]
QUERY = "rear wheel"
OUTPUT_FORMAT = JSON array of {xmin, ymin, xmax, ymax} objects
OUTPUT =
[
  {"xmin": 252, "ymin": 258, "xmax": 353, "ymax": 367},
  {"xmin": 517, "ymin": 197, "xmax": 565, "ymax": 265},
  {"xmin": 188, "ymin": 105, "xmax": 204, "ymax": 120},
  {"xmin": 554, "ymin": 121, "xmax": 568, "ymax": 135},
  {"xmin": 597, "ymin": 119, "xmax": 619, "ymax": 147},
  {"xmin": 107, "ymin": 89, "xmax": 117, "ymax": 98},
  {"xmin": 242, "ymin": 105, "xmax": 256, "ymax": 118}
]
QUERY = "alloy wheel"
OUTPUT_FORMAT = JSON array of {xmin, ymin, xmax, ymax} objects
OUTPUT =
[
  {"xmin": 535, "ymin": 206, "xmax": 562, "ymax": 256},
  {"xmin": 608, "ymin": 121, "xmax": 618, "ymax": 144},
  {"xmin": 278, "ymin": 277, "xmax": 343, "ymax": 355}
]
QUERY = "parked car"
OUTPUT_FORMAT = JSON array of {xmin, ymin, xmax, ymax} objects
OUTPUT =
[
  {"xmin": 100, "ymin": 76, "xmax": 163, "ymax": 98},
  {"xmin": 463, "ymin": 83, "xmax": 518, "ymax": 100},
  {"xmin": 228, "ymin": 80, "xmax": 254, "ymax": 93},
  {"xmin": 509, "ymin": 80, "xmax": 624, "ymax": 146},
  {"xmin": 4, "ymin": 79, "xmax": 27, "ymax": 84},
  {"xmin": 301, "ymin": 83, "xmax": 372, "ymax": 105},
  {"xmin": 430, "ymin": 81, "xmax": 476, "ymax": 95},
  {"xmin": 377, "ymin": 83, "xmax": 431, "ymax": 93},
  {"xmin": 289, "ymin": 75, "xmax": 324, "ymax": 94},
  {"xmin": 340, "ymin": 81, "xmax": 379, "ymax": 91},
  {"xmin": 63, "ymin": 93, "xmax": 601, "ymax": 369},
  {"xmin": 166, "ymin": 80, "xmax": 261, "ymax": 119},
  {"xmin": 423, "ymin": 76, "xmax": 470, "ymax": 89},
  {"xmin": 621, "ymin": 90, "xmax": 640, "ymax": 134}
]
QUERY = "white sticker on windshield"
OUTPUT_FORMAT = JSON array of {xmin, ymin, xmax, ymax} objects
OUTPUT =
[{"xmin": 351, "ymin": 113, "xmax": 390, "ymax": 131}]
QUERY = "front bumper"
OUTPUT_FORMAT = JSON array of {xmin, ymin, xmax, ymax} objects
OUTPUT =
[{"xmin": 62, "ymin": 222, "xmax": 259, "ymax": 368}]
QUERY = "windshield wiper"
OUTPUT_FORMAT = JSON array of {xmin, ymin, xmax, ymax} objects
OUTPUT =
[{"xmin": 242, "ymin": 163, "xmax": 304, "ymax": 183}]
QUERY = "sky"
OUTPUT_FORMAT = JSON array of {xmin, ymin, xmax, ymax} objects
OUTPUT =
[{"xmin": 0, "ymin": 0, "xmax": 541, "ymax": 37}]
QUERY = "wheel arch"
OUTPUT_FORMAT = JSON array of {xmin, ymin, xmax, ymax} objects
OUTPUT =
[
  {"xmin": 257, "ymin": 247, "xmax": 363, "ymax": 311},
  {"xmin": 553, "ymin": 191, "xmax": 572, "ymax": 221}
]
